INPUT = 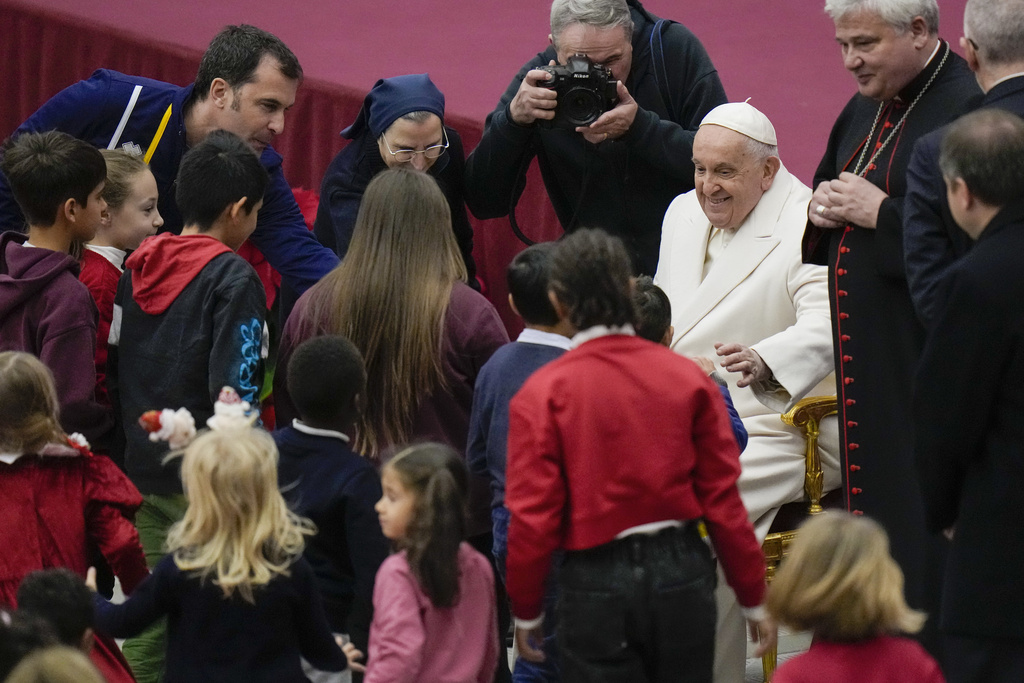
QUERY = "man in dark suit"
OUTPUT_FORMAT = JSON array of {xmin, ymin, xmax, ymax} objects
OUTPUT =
[
  {"xmin": 904, "ymin": 0, "xmax": 1024, "ymax": 327},
  {"xmin": 914, "ymin": 107, "xmax": 1024, "ymax": 683}
]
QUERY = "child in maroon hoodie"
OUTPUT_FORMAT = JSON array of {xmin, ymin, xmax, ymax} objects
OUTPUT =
[
  {"xmin": 0, "ymin": 131, "xmax": 113, "ymax": 447},
  {"xmin": 106, "ymin": 130, "xmax": 268, "ymax": 680}
]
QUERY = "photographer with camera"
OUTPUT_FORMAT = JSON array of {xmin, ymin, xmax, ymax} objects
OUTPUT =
[{"xmin": 464, "ymin": 0, "xmax": 726, "ymax": 275}]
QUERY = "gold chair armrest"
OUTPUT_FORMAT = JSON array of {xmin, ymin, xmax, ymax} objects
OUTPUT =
[{"xmin": 782, "ymin": 395, "xmax": 837, "ymax": 515}]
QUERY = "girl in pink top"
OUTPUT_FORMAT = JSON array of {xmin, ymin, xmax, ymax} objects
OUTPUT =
[
  {"xmin": 767, "ymin": 512, "xmax": 945, "ymax": 683},
  {"xmin": 365, "ymin": 443, "xmax": 498, "ymax": 683}
]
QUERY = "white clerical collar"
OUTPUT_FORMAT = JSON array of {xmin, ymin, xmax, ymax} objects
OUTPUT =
[
  {"xmin": 85, "ymin": 244, "xmax": 128, "ymax": 272},
  {"xmin": 517, "ymin": 328, "xmax": 573, "ymax": 350},
  {"xmin": 570, "ymin": 324, "xmax": 636, "ymax": 349},
  {"xmin": 991, "ymin": 72, "xmax": 1024, "ymax": 89},
  {"xmin": 0, "ymin": 452, "xmax": 23, "ymax": 464},
  {"xmin": 925, "ymin": 40, "xmax": 941, "ymax": 66},
  {"xmin": 292, "ymin": 419, "xmax": 351, "ymax": 443}
]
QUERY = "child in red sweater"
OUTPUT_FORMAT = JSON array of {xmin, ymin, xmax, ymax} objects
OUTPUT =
[
  {"xmin": 767, "ymin": 512, "xmax": 944, "ymax": 683},
  {"xmin": 506, "ymin": 229, "xmax": 771, "ymax": 682},
  {"xmin": 80, "ymin": 149, "xmax": 163, "ymax": 409},
  {"xmin": 0, "ymin": 351, "xmax": 148, "ymax": 683}
]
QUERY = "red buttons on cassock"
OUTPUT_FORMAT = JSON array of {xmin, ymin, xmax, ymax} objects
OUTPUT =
[
  {"xmin": 838, "ymin": 290, "xmax": 848, "ymax": 297},
  {"xmin": 849, "ymin": 443, "xmax": 859, "ymax": 450},
  {"xmin": 846, "ymin": 398, "xmax": 856, "ymax": 406},
  {"xmin": 839, "ymin": 312, "xmax": 849, "ymax": 319},
  {"xmin": 843, "ymin": 355, "xmax": 853, "ymax": 363},
  {"xmin": 847, "ymin": 421, "xmax": 858, "ymax": 428},
  {"xmin": 853, "ymin": 510, "xmax": 864, "ymax": 516},
  {"xmin": 883, "ymin": 121, "xmax": 894, "ymax": 128},
  {"xmin": 844, "ymin": 377, "xmax": 855, "ymax": 385},
  {"xmin": 840, "ymin": 246, "xmax": 851, "ymax": 253},
  {"xmin": 868, "ymin": 164, "xmax": 877, "ymax": 171},
  {"xmin": 852, "ymin": 488, "xmax": 862, "ymax": 495},
  {"xmin": 837, "ymin": 268, "xmax": 847, "ymax": 276},
  {"xmin": 845, "ymin": 226, "xmax": 854, "ymax": 233},
  {"xmin": 841, "ymin": 335, "xmax": 851, "ymax": 341},
  {"xmin": 850, "ymin": 464, "xmax": 861, "ymax": 472}
]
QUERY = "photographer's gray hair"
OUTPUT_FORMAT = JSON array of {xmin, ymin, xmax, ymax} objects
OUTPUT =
[{"xmin": 550, "ymin": 0, "xmax": 634, "ymax": 45}]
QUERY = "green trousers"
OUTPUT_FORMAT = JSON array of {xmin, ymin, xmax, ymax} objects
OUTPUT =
[{"xmin": 121, "ymin": 494, "xmax": 187, "ymax": 683}]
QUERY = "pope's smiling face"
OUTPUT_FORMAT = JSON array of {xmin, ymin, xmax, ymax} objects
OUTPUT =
[{"xmin": 692, "ymin": 125, "xmax": 778, "ymax": 232}]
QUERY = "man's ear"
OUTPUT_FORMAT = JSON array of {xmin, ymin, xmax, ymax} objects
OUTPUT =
[
  {"xmin": 762, "ymin": 156, "xmax": 782, "ymax": 191},
  {"xmin": 961, "ymin": 36, "xmax": 981, "ymax": 72},
  {"xmin": 209, "ymin": 77, "xmax": 232, "ymax": 108},
  {"xmin": 909, "ymin": 16, "xmax": 931, "ymax": 48}
]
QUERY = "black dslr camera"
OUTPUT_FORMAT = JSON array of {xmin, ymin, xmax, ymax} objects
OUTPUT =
[{"xmin": 538, "ymin": 54, "xmax": 619, "ymax": 129}]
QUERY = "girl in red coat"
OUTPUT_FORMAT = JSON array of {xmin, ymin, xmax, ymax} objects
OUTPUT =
[
  {"xmin": 79, "ymin": 150, "xmax": 163, "ymax": 408},
  {"xmin": 0, "ymin": 351, "xmax": 149, "ymax": 682},
  {"xmin": 767, "ymin": 512, "xmax": 945, "ymax": 683}
]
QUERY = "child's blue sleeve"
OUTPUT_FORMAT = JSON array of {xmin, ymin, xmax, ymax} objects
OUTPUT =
[{"xmin": 715, "ymin": 382, "xmax": 748, "ymax": 452}]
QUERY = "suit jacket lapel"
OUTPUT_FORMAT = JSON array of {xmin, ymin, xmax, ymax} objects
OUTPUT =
[{"xmin": 671, "ymin": 167, "xmax": 795, "ymax": 343}]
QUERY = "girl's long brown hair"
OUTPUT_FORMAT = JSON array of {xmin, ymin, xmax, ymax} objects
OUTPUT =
[{"xmin": 303, "ymin": 168, "xmax": 466, "ymax": 458}]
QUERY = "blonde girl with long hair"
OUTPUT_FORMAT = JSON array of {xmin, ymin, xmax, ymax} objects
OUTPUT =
[
  {"xmin": 767, "ymin": 512, "xmax": 944, "ymax": 683},
  {"xmin": 277, "ymin": 168, "xmax": 507, "ymax": 463},
  {"xmin": 88, "ymin": 428, "xmax": 364, "ymax": 682}
]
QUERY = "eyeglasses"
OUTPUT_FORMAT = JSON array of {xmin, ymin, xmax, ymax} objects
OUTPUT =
[{"xmin": 380, "ymin": 127, "xmax": 449, "ymax": 163}]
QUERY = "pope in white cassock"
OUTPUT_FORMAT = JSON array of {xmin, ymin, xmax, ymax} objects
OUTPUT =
[{"xmin": 654, "ymin": 102, "xmax": 840, "ymax": 682}]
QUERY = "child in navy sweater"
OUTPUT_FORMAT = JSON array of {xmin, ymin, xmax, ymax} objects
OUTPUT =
[
  {"xmin": 632, "ymin": 275, "xmax": 748, "ymax": 451},
  {"xmin": 467, "ymin": 243, "xmax": 571, "ymax": 681},
  {"xmin": 274, "ymin": 335, "xmax": 389, "ymax": 679}
]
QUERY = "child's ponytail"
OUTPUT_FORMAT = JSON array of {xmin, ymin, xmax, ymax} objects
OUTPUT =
[{"xmin": 389, "ymin": 443, "xmax": 468, "ymax": 608}]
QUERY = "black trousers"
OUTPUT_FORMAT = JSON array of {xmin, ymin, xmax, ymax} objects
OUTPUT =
[
  {"xmin": 945, "ymin": 634, "xmax": 1024, "ymax": 683},
  {"xmin": 556, "ymin": 525, "xmax": 717, "ymax": 683}
]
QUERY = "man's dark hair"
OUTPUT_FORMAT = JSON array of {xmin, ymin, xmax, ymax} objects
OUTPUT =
[
  {"xmin": 507, "ymin": 243, "xmax": 559, "ymax": 326},
  {"xmin": 16, "ymin": 569, "xmax": 93, "ymax": 647},
  {"xmin": 0, "ymin": 610, "xmax": 58, "ymax": 680},
  {"xmin": 549, "ymin": 229, "xmax": 635, "ymax": 330},
  {"xmin": 287, "ymin": 335, "xmax": 366, "ymax": 425},
  {"xmin": 940, "ymin": 108, "xmax": 1024, "ymax": 206},
  {"xmin": 175, "ymin": 130, "xmax": 269, "ymax": 231},
  {"xmin": 193, "ymin": 25, "xmax": 302, "ymax": 101},
  {"xmin": 632, "ymin": 275, "xmax": 671, "ymax": 343},
  {"xmin": 0, "ymin": 131, "xmax": 105, "ymax": 227}
]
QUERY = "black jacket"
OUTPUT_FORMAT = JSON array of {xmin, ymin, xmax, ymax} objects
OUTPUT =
[
  {"xmin": 914, "ymin": 201, "xmax": 1024, "ymax": 639},
  {"xmin": 109, "ymin": 234, "xmax": 266, "ymax": 494},
  {"xmin": 464, "ymin": 0, "xmax": 726, "ymax": 274}
]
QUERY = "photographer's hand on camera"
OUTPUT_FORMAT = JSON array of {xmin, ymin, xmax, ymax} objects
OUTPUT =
[
  {"xmin": 510, "ymin": 66, "xmax": 558, "ymax": 126},
  {"xmin": 576, "ymin": 80, "xmax": 637, "ymax": 144}
]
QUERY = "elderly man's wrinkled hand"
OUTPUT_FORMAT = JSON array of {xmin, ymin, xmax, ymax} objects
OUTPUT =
[
  {"xmin": 577, "ymin": 80, "xmax": 637, "ymax": 144},
  {"xmin": 510, "ymin": 65, "xmax": 559, "ymax": 126},
  {"xmin": 824, "ymin": 172, "xmax": 889, "ymax": 229},
  {"xmin": 715, "ymin": 342, "xmax": 770, "ymax": 388},
  {"xmin": 808, "ymin": 181, "xmax": 846, "ymax": 229}
]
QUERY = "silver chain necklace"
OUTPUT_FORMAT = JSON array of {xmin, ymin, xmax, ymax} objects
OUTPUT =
[{"xmin": 852, "ymin": 43, "xmax": 950, "ymax": 177}]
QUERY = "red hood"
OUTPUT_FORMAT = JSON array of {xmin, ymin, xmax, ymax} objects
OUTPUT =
[{"xmin": 125, "ymin": 233, "xmax": 233, "ymax": 315}]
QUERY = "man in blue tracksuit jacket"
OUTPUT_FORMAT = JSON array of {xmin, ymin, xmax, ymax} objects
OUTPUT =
[{"xmin": 0, "ymin": 25, "xmax": 338, "ymax": 298}]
